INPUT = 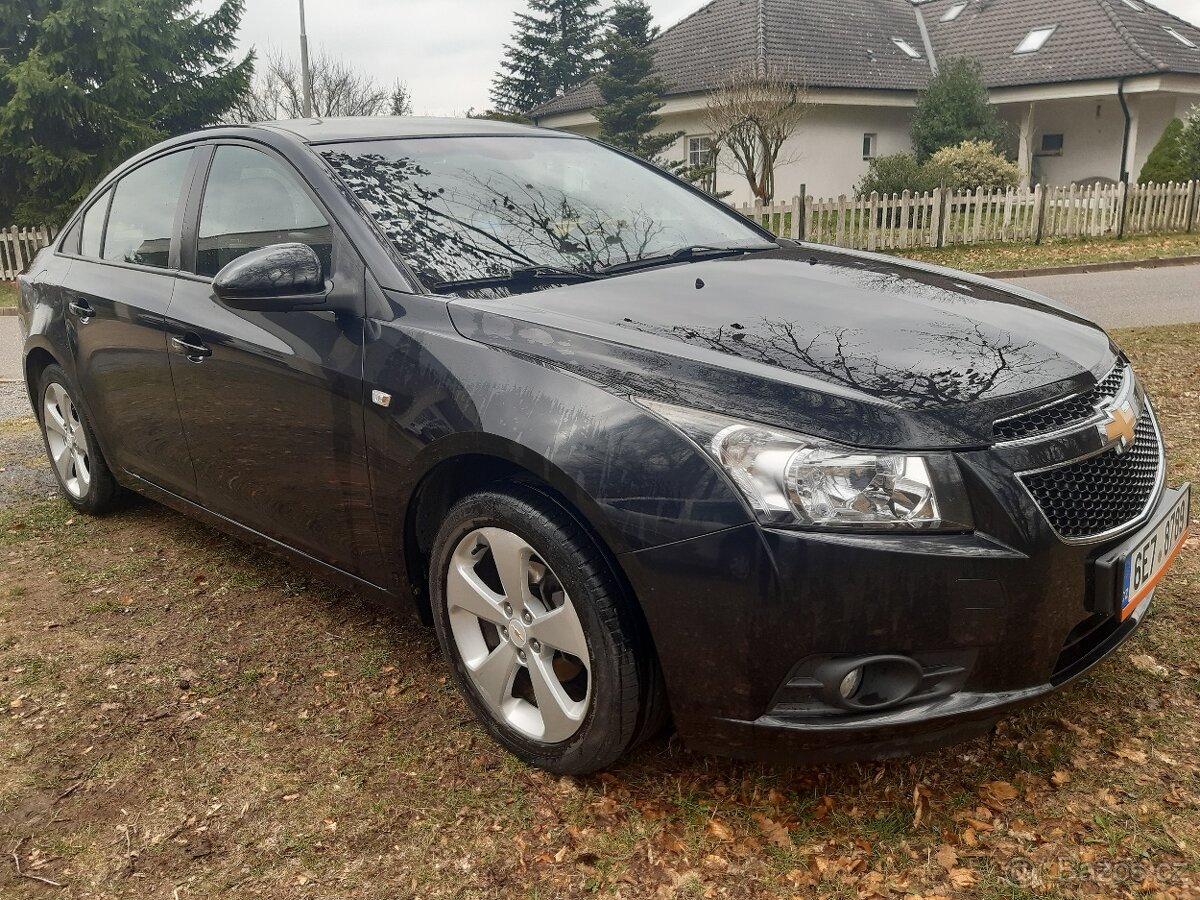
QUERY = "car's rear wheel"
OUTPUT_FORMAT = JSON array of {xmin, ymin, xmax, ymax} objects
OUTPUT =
[
  {"xmin": 430, "ymin": 484, "xmax": 659, "ymax": 773},
  {"xmin": 37, "ymin": 365, "xmax": 119, "ymax": 514}
]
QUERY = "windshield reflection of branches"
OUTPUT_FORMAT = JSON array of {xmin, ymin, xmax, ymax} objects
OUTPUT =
[
  {"xmin": 324, "ymin": 150, "xmax": 672, "ymax": 288},
  {"xmin": 455, "ymin": 170, "xmax": 668, "ymax": 271},
  {"xmin": 624, "ymin": 317, "xmax": 1055, "ymax": 408},
  {"xmin": 323, "ymin": 150, "xmax": 534, "ymax": 286}
]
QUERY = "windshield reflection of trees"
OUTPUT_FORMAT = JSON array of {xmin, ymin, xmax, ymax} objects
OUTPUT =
[
  {"xmin": 322, "ymin": 150, "xmax": 669, "ymax": 290},
  {"xmin": 622, "ymin": 317, "xmax": 1060, "ymax": 408}
]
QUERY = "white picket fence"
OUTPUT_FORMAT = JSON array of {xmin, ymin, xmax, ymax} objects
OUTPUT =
[
  {"xmin": 0, "ymin": 226, "xmax": 55, "ymax": 279},
  {"xmin": 734, "ymin": 180, "xmax": 1200, "ymax": 251}
]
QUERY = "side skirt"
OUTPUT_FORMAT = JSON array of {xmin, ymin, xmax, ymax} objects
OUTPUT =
[{"xmin": 123, "ymin": 471, "xmax": 399, "ymax": 607}]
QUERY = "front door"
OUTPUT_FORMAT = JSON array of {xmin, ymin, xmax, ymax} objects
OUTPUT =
[{"xmin": 165, "ymin": 143, "xmax": 384, "ymax": 583}]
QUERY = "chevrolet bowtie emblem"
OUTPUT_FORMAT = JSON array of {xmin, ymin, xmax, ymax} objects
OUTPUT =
[{"xmin": 1099, "ymin": 399, "xmax": 1138, "ymax": 454}]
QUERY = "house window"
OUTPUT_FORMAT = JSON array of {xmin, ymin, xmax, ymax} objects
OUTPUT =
[
  {"xmin": 1164, "ymin": 26, "xmax": 1197, "ymax": 49},
  {"xmin": 1015, "ymin": 26, "xmax": 1057, "ymax": 54},
  {"xmin": 862, "ymin": 133, "xmax": 878, "ymax": 160},
  {"xmin": 687, "ymin": 136, "xmax": 714, "ymax": 169},
  {"xmin": 1119, "ymin": 0, "xmax": 1143, "ymax": 9},
  {"xmin": 941, "ymin": 3, "xmax": 967, "ymax": 22},
  {"xmin": 1038, "ymin": 133, "xmax": 1064, "ymax": 156},
  {"xmin": 891, "ymin": 37, "xmax": 922, "ymax": 59}
]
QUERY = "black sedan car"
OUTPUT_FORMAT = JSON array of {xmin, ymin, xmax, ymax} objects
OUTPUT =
[{"xmin": 18, "ymin": 118, "xmax": 1188, "ymax": 773}]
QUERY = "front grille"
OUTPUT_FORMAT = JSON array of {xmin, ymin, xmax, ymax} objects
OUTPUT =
[
  {"xmin": 994, "ymin": 362, "xmax": 1125, "ymax": 442},
  {"xmin": 1019, "ymin": 407, "xmax": 1161, "ymax": 540}
]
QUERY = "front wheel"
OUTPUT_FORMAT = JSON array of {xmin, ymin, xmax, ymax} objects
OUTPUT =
[
  {"xmin": 37, "ymin": 364, "xmax": 120, "ymax": 514},
  {"xmin": 430, "ymin": 485, "xmax": 660, "ymax": 774}
]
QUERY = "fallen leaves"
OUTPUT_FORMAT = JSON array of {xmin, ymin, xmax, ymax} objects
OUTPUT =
[{"xmin": 980, "ymin": 780, "xmax": 1019, "ymax": 805}]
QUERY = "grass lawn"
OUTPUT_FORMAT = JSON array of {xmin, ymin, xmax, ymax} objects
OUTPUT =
[
  {"xmin": 1, "ymin": 325, "xmax": 1199, "ymax": 897},
  {"xmin": 0, "ymin": 281, "xmax": 16, "ymax": 308},
  {"xmin": 892, "ymin": 232, "xmax": 1200, "ymax": 274}
]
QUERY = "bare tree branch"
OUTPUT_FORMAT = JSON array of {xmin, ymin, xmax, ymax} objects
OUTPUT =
[
  {"xmin": 702, "ymin": 64, "xmax": 811, "ymax": 202},
  {"xmin": 229, "ymin": 49, "xmax": 412, "ymax": 122}
]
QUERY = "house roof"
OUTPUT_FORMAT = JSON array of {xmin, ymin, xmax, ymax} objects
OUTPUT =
[
  {"xmin": 531, "ymin": 0, "xmax": 1200, "ymax": 119},
  {"xmin": 920, "ymin": 0, "xmax": 1200, "ymax": 88},
  {"xmin": 531, "ymin": 0, "xmax": 934, "ymax": 117}
]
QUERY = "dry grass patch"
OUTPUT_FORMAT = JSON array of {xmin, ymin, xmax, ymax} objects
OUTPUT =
[{"xmin": 0, "ymin": 325, "xmax": 1198, "ymax": 897}]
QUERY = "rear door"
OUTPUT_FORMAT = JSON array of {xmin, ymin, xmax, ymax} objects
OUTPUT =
[
  {"xmin": 57, "ymin": 148, "xmax": 198, "ymax": 496},
  {"xmin": 164, "ymin": 142, "xmax": 385, "ymax": 583}
]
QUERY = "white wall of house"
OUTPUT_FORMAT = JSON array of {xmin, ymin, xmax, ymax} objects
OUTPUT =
[
  {"xmin": 539, "ymin": 83, "xmax": 1200, "ymax": 200},
  {"xmin": 648, "ymin": 104, "xmax": 914, "ymax": 202}
]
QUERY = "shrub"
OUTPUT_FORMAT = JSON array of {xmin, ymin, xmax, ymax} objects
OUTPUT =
[
  {"xmin": 929, "ymin": 140, "xmax": 1020, "ymax": 191},
  {"xmin": 1183, "ymin": 106, "xmax": 1200, "ymax": 181},
  {"xmin": 854, "ymin": 153, "xmax": 941, "ymax": 198},
  {"xmin": 1139, "ymin": 118, "xmax": 1189, "ymax": 184}
]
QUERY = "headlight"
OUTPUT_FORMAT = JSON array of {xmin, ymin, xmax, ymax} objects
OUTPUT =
[{"xmin": 640, "ymin": 400, "xmax": 973, "ymax": 531}]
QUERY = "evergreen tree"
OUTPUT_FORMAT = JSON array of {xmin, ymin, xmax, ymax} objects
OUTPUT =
[
  {"xmin": 910, "ymin": 57, "xmax": 1009, "ymax": 161},
  {"xmin": 0, "ymin": 0, "xmax": 251, "ymax": 224},
  {"xmin": 594, "ymin": 1, "xmax": 681, "ymax": 162},
  {"xmin": 491, "ymin": 0, "xmax": 604, "ymax": 114},
  {"xmin": 1139, "ymin": 118, "xmax": 1189, "ymax": 184}
]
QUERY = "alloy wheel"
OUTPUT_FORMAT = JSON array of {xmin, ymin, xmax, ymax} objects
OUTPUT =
[
  {"xmin": 42, "ymin": 383, "xmax": 92, "ymax": 499},
  {"xmin": 445, "ymin": 527, "xmax": 592, "ymax": 743}
]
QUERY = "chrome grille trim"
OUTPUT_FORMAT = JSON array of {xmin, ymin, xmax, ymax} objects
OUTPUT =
[{"xmin": 993, "ymin": 361, "xmax": 1126, "ymax": 447}]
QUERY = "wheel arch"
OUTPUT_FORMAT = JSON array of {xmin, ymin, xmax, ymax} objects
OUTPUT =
[
  {"xmin": 23, "ymin": 345, "xmax": 60, "ymax": 417},
  {"xmin": 401, "ymin": 436, "xmax": 639, "ymax": 628}
]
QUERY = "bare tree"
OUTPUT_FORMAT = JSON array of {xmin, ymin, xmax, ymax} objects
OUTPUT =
[
  {"xmin": 230, "ymin": 49, "xmax": 412, "ymax": 121},
  {"xmin": 702, "ymin": 65, "xmax": 811, "ymax": 202}
]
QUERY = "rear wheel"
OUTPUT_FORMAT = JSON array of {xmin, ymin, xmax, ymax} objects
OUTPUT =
[
  {"xmin": 37, "ymin": 365, "xmax": 119, "ymax": 514},
  {"xmin": 430, "ymin": 485, "xmax": 659, "ymax": 773}
]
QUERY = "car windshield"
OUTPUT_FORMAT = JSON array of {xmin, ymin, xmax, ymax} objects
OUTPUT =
[{"xmin": 320, "ymin": 135, "xmax": 771, "ymax": 292}]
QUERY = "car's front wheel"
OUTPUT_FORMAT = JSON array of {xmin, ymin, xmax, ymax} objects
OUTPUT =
[
  {"xmin": 37, "ymin": 364, "xmax": 120, "ymax": 514},
  {"xmin": 430, "ymin": 484, "xmax": 660, "ymax": 773}
]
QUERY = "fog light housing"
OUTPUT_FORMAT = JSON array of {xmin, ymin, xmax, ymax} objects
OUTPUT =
[{"xmin": 816, "ymin": 655, "xmax": 924, "ymax": 712}]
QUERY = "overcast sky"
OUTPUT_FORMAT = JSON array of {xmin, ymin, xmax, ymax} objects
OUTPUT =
[{"xmin": 205, "ymin": 0, "xmax": 1200, "ymax": 117}]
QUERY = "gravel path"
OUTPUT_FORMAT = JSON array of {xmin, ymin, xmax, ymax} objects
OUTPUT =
[{"xmin": 0, "ymin": 380, "xmax": 58, "ymax": 508}]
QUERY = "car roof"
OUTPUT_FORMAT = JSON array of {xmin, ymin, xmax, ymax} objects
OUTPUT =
[{"xmin": 248, "ymin": 116, "xmax": 571, "ymax": 145}]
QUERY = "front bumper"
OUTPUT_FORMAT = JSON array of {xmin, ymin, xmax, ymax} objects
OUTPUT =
[{"xmin": 619, "ymin": 479, "xmax": 1176, "ymax": 763}]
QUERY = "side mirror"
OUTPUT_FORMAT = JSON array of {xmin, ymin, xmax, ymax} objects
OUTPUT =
[{"xmin": 212, "ymin": 243, "xmax": 330, "ymax": 311}]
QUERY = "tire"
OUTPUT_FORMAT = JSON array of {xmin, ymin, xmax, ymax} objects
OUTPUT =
[
  {"xmin": 36, "ymin": 364, "xmax": 120, "ymax": 515},
  {"xmin": 430, "ymin": 484, "xmax": 661, "ymax": 774}
]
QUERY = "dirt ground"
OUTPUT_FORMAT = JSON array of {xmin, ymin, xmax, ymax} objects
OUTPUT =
[{"xmin": 1, "ymin": 326, "xmax": 1199, "ymax": 899}]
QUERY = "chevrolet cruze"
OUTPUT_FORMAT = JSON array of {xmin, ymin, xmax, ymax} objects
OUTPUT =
[{"xmin": 17, "ymin": 118, "xmax": 1189, "ymax": 773}]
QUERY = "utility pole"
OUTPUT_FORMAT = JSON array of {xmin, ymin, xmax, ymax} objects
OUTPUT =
[{"xmin": 298, "ymin": 0, "xmax": 313, "ymax": 118}]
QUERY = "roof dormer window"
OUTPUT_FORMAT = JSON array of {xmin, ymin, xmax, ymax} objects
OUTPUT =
[
  {"xmin": 1164, "ymin": 26, "xmax": 1197, "ymax": 49},
  {"xmin": 941, "ymin": 3, "xmax": 968, "ymax": 22},
  {"xmin": 1120, "ymin": 0, "xmax": 1143, "ymax": 10},
  {"xmin": 1015, "ymin": 26, "xmax": 1057, "ymax": 54},
  {"xmin": 892, "ymin": 37, "xmax": 922, "ymax": 59}
]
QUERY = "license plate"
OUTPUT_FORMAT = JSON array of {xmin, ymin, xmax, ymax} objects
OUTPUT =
[{"xmin": 1119, "ymin": 485, "xmax": 1190, "ymax": 619}]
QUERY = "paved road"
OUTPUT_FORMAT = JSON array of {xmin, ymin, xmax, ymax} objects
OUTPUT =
[{"xmin": 1004, "ymin": 265, "xmax": 1200, "ymax": 329}]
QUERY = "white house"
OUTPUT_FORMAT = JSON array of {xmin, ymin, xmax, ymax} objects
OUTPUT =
[{"xmin": 530, "ymin": 0, "xmax": 1200, "ymax": 203}]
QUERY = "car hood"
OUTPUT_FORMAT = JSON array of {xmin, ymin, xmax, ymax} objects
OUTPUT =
[{"xmin": 445, "ymin": 245, "xmax": 1116, "ymax": 449}]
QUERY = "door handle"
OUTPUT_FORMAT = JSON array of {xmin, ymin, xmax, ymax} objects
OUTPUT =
[
  {"xmin": 171, "ymin": 335, "xmax": 212, "ymax": 362},
  {"xmin": 68, "ymin": 299, "xmax": 94, "ymax": 323}
]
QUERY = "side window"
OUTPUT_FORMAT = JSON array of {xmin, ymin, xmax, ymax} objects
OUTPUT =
[
  {"xmin": 196, "ymin": 146, "xmax": 332, "ymax": 279},
  {"xmin": 80, "ymin": 188, "xmax": 112, "ymax": 258},
  {"xmin": 102, "ymin": 150, "xmax": 192, "ymax": 269}
]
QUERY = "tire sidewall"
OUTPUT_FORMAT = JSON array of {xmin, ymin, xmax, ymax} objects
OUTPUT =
[{"xmin": 430, "ymin": 490, "xmax": 634, "ymax": 773}]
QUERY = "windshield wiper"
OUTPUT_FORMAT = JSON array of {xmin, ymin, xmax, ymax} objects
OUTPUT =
[
  {"xmin": 431, "ymin": 264, "xmax": 600, "ymax": 295},
  {"xmin": 597, "ymin": 242, "xmax": 779, "ymax": 277}
]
